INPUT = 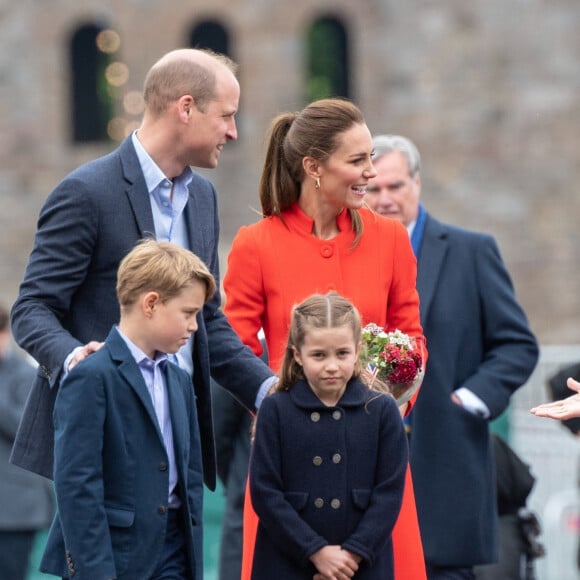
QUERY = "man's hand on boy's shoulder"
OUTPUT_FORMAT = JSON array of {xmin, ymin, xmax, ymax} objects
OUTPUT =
[{"xmin": 66, "ymin": 341, "xmax": 105, "ymax": 371}]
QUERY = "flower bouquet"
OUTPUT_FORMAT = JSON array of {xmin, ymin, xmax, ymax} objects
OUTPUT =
[{"xmin": 360, "ymin": 323, "xmax": 425, "ymax": 406}]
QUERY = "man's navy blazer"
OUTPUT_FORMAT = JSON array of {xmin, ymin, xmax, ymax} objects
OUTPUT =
[
  {"xmin": 409, "ymin": 213, "xmax": 539, "ymax": 566},
  {"xmin": 10, "ymin": 136, "xmax": 272, "ymax": 488},
  {"xmin": 41, "ymin": 327, "xmax": 204, "ymax": 579}
]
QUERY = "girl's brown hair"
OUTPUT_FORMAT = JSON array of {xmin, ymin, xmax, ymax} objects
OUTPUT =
[{"xmin": 273, "ymin": 292, "xmax": 362, "ymax": 393}]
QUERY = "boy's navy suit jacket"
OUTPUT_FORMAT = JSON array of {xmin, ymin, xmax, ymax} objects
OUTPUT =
[{"xmin": 41, "ymin": 327, "xmax": 204, "ymax": 579}]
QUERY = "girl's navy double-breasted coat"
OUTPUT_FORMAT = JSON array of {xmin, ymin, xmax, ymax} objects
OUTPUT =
[{"xmin": 249, "ymin": 379, "xmax": 408, "ymax": 580}]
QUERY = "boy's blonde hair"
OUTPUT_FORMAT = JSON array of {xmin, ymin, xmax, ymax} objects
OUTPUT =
[{"xmin": 116, "ymin": 239, "xmax": 216, "ymax": 308}]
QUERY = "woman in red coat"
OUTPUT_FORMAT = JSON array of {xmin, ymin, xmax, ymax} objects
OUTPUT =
[{"xmin": 223, "ymin": 98, "xmax": 427, "ymax": 579}]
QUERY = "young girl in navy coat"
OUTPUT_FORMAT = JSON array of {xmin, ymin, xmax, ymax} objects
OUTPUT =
[{"xmin": 249, "ymin": 292, "xmax": 408, "ymax": 580}]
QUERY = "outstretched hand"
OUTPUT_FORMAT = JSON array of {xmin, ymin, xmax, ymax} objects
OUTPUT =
[
  {"xmin": 531, "ymin": 377, "xmax": 580, "ymax": 420},
  {"xmin": 310, "ymin": 545, "xmax": 361, "ymax": 579}
]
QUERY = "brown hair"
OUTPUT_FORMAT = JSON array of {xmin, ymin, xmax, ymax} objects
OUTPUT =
[
  {"xmin": 274, "ymin": 292, "xmax": 362, "ymax": 393},
  {"xmin": 144, "ymin": 48, "xmax": 238, "ymax": 116},
  {"xmin": 258, "ymin": 98, "xmax": 366, "ymax": 244},
  {"xmin": 116, "ymin": 239, "xmax": 216, "ymax": 309}
]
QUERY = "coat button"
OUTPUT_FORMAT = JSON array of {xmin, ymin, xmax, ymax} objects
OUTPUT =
[
  {"xmin": 331, "ymin": 498, "xmax": 341, "ymax": 509},
  {"xmin": 332, "ymin": 453, "xmax": 342, "ymax": 464},
  {"xmin": 158, "ymin": 505, "xmax": 167, "ymax": 514},
  {"xmin": 312, "ymin": 455, "xmax": 323, "ymax": 466},
  {"xmin": 314, "ymin": 498, "xmax": 324, "ymax": 508},
  {"xmin": 310, "ymin": 412, "xmax": 320, "ymax": 422},
  {"xmin": 332, "ymin": 410, "xmax": 342, "ymax": 420},
  {"xmin": 159, "ymin": 462, "xmax": 168, "ymax": 471},
  {"xmin": 320, "ymin": 244, "xmax": 333, "ymax": 258}
]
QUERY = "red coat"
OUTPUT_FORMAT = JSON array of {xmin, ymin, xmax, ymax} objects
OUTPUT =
[{"xmin": 224, "ymin": 203, "xmax": 427, "ymax": 579}]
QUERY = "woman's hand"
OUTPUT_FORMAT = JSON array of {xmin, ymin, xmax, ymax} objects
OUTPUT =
[{"xmin": 531, "ymin": 377, "xmax": 580, "ymax": 421}]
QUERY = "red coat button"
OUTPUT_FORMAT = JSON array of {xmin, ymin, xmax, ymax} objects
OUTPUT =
[{"xmin": 320, "ymin": 245, "xmax": 333, "ymax": 258}]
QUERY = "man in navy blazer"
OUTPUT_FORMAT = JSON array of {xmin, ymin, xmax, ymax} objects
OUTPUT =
[
  {"xmin": 10, "ymin": 48, "xmax": 273, "ymax": 492},
  {"xmin": 366, "ymin": 135, "xmax": 539, "ymax": 579}
]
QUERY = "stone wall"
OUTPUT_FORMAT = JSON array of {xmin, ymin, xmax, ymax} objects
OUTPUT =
[{"xmin": 1, "ymin": 0, "xmax": 580, "ymax": 344}]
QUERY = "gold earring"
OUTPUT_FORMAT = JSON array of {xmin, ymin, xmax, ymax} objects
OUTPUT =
[{"xmin": 315, "ymin": 177, "xmax": 321, "ymax": 190}]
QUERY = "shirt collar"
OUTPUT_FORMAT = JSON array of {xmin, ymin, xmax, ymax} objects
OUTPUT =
[
  {"xmin": 131, "ymin": 131, "xmax": 193, "ymax": 193},
  {"xmin": 116, "ymin": 325, "xmax": 168, "ymax": 368}
]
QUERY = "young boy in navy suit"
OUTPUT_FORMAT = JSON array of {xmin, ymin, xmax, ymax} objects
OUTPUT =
[{"xmin": 40, "ymin": 239, "xmax": 217, "ymax": 580}]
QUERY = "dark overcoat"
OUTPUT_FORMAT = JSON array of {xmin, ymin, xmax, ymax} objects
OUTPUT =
[
  {"xmin": 249, "ymin": 379, "xmax": 408, "ymax": 580},
  {"xmin": 409, "ymin": 214, "xmax": 539, "ymax": 566},
  {"xmin": 9, "ymin": 136, "xmax": 272, "ymax": 488}
]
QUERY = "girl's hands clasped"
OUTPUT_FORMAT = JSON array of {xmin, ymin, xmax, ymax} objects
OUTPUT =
[{"xmin": 310, "ymin": 545, "xmax": 361, "ymax": 579}]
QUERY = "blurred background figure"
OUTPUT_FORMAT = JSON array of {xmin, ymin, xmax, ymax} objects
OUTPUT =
[
  {"xmin": 366, "ymin": 134, "xmax": 539, "ymax": 579},
  {"xmin": 474, "ymin": 433, "xmax": 545, "ymax": 580},
  {"xmin": 544, "ymin": 366, "xmax": 580, "ymax": 574},
  {"xmin": 546, "ymin": 366, "xmax": 580, "ymax": 432},
  {"xmin": 0, "ymin": 304, "xmax": 54, "ymax": 580}
]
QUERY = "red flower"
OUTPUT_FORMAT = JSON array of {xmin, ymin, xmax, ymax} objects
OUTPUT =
[{"xmin": 361, "ymin": 325, "xmax": 425, "ymax": 405}]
